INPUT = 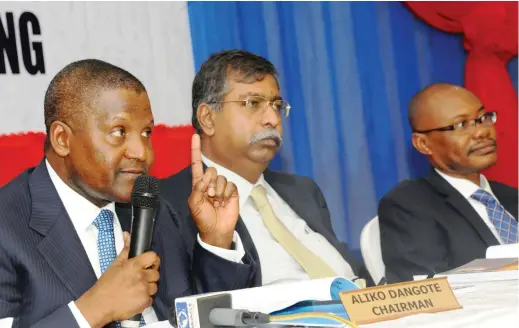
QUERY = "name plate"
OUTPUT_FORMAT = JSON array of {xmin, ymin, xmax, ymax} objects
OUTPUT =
[{"xmin": 339, "ymin": 277, "xmax": 462, "ymax": 324}]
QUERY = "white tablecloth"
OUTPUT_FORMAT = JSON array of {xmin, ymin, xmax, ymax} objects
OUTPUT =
[
  {"xmin": 364, "ymin": 280, "xmax": 519, "ymax": 327},
  {"xmin": 2, "ymin": 280, "xmax": 517, "ymax": 328}
]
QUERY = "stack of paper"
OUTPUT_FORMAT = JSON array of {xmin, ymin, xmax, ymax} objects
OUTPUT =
[
  {"xmin": 486, "ymin": 244, "xmax": 519, "ymax": 259},
  {"xmin": 414, "ymin": 258, "xmax": 518, "ymax": 285},
  {"xmin": 229, "ymin": 277, "xmax": 358, "ymax": 314}
]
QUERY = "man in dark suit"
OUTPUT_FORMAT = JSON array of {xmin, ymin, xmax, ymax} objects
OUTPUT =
[
  {"xmin": 161, "ymin": 50, "xmax": 371, "ymax": 286},
  {"xmin": 0, "ymin": 59, "xmax": 254, "ymax": 328},
  {"xmin": 379, "ymin": 83, "xmax": 518, "ymax": 283}
]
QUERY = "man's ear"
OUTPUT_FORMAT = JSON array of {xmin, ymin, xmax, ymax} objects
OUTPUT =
[
  {"xmin": 49, "ymin": 121, "xmax": 73, "ymax": 157},
  {"xmin": 197, "ymin": 103, "xmax": 216, "ymax": 137},
  {"xmin": 412, "ymin": 133, "xmax": 433, "ymax": 156}
]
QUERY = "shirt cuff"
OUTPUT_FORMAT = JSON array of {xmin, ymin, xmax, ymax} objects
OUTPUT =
[
  {"xmin": 197, "ymin": 231, "xmax": 245, "ymax": 263},
  {"xmin": 68, "ymin": 301, "xmax": 92, "ymax": 328}
]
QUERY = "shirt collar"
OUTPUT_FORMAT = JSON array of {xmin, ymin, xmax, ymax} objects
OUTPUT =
[
  {"xmin": 46, "ymin": 159, "xmax": 117, "ymax": 232},
  {"xmin": 201, "ymin": 154, "xmax": 266, "ymax": 209},
  {"xmin": 435, "ymin": 168, "xmax": 494, "ymax": 199}
]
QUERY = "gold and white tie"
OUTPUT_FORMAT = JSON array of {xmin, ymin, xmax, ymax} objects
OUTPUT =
[{"xmin": 250, "ymin": 185, "xmax": 336, "ymax": 279}]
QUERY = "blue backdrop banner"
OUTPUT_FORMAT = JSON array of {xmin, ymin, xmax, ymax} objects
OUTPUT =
[{"xmin": 187, "ymin": 1, "xmax": 518, "ymax": 252}]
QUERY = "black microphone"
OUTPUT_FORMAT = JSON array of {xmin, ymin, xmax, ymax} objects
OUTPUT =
[{"xmin": 122, "ymin": 175, "xmax": 160, "ymax": 328}]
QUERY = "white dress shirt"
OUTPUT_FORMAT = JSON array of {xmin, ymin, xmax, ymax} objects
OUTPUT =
[
  {"xmin": 46, "ymin": 161, "xmax": 159, "ymax": 327},
  {"xmin": 435, "ymin": 169, "xmax": 506, "ymax": 244},
  {"xmin": 202, "ymin": 155, "xmax": 356, "ymax": 285}
]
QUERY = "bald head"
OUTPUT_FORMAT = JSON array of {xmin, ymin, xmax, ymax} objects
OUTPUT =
[
  {"xmin": 409, "ymin": 82, "xmax": 497, "ymax": 181},
  {"xmin": 43, "ymin": 59, "xmax": 146, "ymax": 151},
  {"xmin": 408, "ymin": 83, "xmax": 480, "ymax": 132}
]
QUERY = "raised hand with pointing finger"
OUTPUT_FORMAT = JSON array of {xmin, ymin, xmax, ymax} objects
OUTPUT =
[{"xmin": 188, "ymin": 134, "xmax": 240, "ymax": 249}]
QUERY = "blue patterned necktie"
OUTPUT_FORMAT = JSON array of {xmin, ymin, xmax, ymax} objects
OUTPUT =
[
  {"xmin": 93, "ymin": 209, "xmax": 146, "ymax": 327},
  {"xmin": 471, "ymin": 189, "xmax": 518, "ymax": 244}
]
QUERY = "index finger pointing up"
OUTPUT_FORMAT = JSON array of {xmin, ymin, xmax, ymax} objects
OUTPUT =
[{"xmin": 191, "ymin": 133, "xmax": 204, "ymax": 186}]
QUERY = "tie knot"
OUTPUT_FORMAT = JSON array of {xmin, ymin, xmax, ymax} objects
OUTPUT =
[
  {"xmin": 93, "ymin": 209, "xmax": 115, "ymax": 232},
  {"xmin": 471, "ymin": 189, "xmax": 497, "ymax": 206},
  {"xmin": 250, "ymin": 185, "xmax": 268, "ymax": 208}
]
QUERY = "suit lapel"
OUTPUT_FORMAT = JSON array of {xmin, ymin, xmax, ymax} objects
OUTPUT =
[
  {"xmin": 150, "ymin": 225, "xmax": 168, "ymax": 320},
  {"xmin": 425, "ymin": 169, "xmax": 500, "ymax": 247},
  {"xmin": 507, "ymin": 204, "xmax": 518, "ymax": 221},
  {"xmin": 235, "ymin": 217, "xmax": 259, "ymax": 261},
  {"xmin": 263, "ymin": 170, "xmax": 335, "ymax": 243},
  {"xmin": 505, "ymin": 202, "xmax": 518, "ymax": 221},
  {"xmin": 29, "ymin": 160, "xmax": 98, "ymax": 300},
  {"xmin": 262, "ymin": 170, "xmax": 366, "ymax": 277},
  {"xmin": 490, "ymin": 182, "xmax": 518, "ymax": 220},
  {"xmin": 116, "ymin": 203, "xmax": 133, "ymax": 232}
]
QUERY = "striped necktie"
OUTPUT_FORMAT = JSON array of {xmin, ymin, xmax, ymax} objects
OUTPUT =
[{"xmin": 471, "ymin": 189, "xmax": 518, "ymax": 244}]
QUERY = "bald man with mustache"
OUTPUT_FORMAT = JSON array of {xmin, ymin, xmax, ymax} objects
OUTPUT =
[
  {"xmin": 160, "ymin": 49, "xmax": 372, "ymax": 287},
  {"xmin": 379, "ymin": 83, "xmax": 518, "ymax": 283}
]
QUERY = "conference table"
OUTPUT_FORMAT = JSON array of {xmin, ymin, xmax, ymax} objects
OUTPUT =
[
  {"xmin": 364, "ymin": 279, "xmax": 518, "ymax": 328},
  {"xmin": 130, "ymin": 277, "xmax": 519, "ymax": 327},
  {"xmin": 143, "ymin": 278, "xmax": 518, "ymax": 327},
  {"xmin": 1, "ymin": 278, "xmax": 516, "ymax": 328}
]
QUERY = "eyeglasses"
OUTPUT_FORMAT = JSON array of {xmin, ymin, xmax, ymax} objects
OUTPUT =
[
  {"xmin": 413, "ymin": 111, "xmax": 497, "ymax": 134},
  {"xmin": 208, "ymin": 95, "xmax": 291, "ymax": 118}
]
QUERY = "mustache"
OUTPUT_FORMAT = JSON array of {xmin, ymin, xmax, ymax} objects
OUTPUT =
[
  {"xmin": 468, "ymin": 139, "xmax": 497, "ymax": 155},
  {"xmin": 250, "ymin": 129, "xmax": 283, "ymax": 147}
]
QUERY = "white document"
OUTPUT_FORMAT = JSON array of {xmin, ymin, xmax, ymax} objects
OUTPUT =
[
  {"xmin": 486, "ymin": 244, "xmax": 519, "ymax": 259},
  {"xmin": 0, "ymin": 318, "xmax": 13, "ymax": 328},
  {"xmin": 229, "ymin": 276, "xmax": 357, "ymax": 314},
  {"xmin": 143, "ymin": 321, "xmax": 174, "ymax": 328},
  {"xmin": 231, "ymin": 277, "xmax": 336, "ymax": 313},
  {"xmin": 414, "ymin": 258, "xmax": 518, "ymax": 286}
]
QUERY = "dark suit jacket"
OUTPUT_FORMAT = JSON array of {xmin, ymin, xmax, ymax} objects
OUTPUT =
[
  {"xmin": 379, "ymin": 169, "xmax": 518, "ymax": 283},
  {"xmin": 160, "ymin": 166, "xmax": 371, "ymax": 286},
  {"xmin": 0, "ymin": 161, "xmax": 255, "ymax": 328}
]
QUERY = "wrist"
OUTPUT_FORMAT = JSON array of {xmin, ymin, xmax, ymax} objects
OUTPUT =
[
  {"xmin": 75, "ymin": 289, "xmax": 112, "ymax": 328},
  {"xmin": 200, "ymin": 232, "xmax": 234, "ymax": 249}
]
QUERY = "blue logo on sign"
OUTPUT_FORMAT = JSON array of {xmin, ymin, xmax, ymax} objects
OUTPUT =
[
  {"xmin": 176, "ymin": 302, "xmax": 190, "ymax": 328},
  {"xmin": 330, "ymin": 277, "xmax": 359, "ymax": 300}
]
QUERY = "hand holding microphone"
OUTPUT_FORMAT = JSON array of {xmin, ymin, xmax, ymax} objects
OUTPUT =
[
  {"xmin": 122, "ymin": 175, "xmax": 161, "ymax": 327},
  {"xmin": 76, "ymin": 232, "xmax": 160, "ymax": 327},
  {"xmin": 75, "ymin": 176, "xmax": 161, "ymax": 328}
]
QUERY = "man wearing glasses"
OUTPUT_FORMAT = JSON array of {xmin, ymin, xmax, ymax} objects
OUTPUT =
[
  {"xmin": 379, "ymin": 83, "xmax": 518, "ymax": 283},
  {"xmin": 161, "ymin": 50, "xmax": 371, "ymax": 287}
]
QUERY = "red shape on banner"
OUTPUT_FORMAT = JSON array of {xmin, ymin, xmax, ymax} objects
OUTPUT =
[
  {"xmin": 405, "ymin": 1, "xmax": 518, "ymax": 187},
  {"xmin": 0, "ymin": 125, "xmax": 194, "ymax": 187},
  {"xmin": 0, "ymin": 132, "xmax": 46, "ymax": 186},
  {"xmin": 149, "ymin": 124, "xmax": 194, "ymax": 178}
]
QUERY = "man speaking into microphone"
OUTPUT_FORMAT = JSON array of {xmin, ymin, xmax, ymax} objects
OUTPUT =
[{"xmin": 0, "ymin": 59, "xmax": 255, "ymax": 328}]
